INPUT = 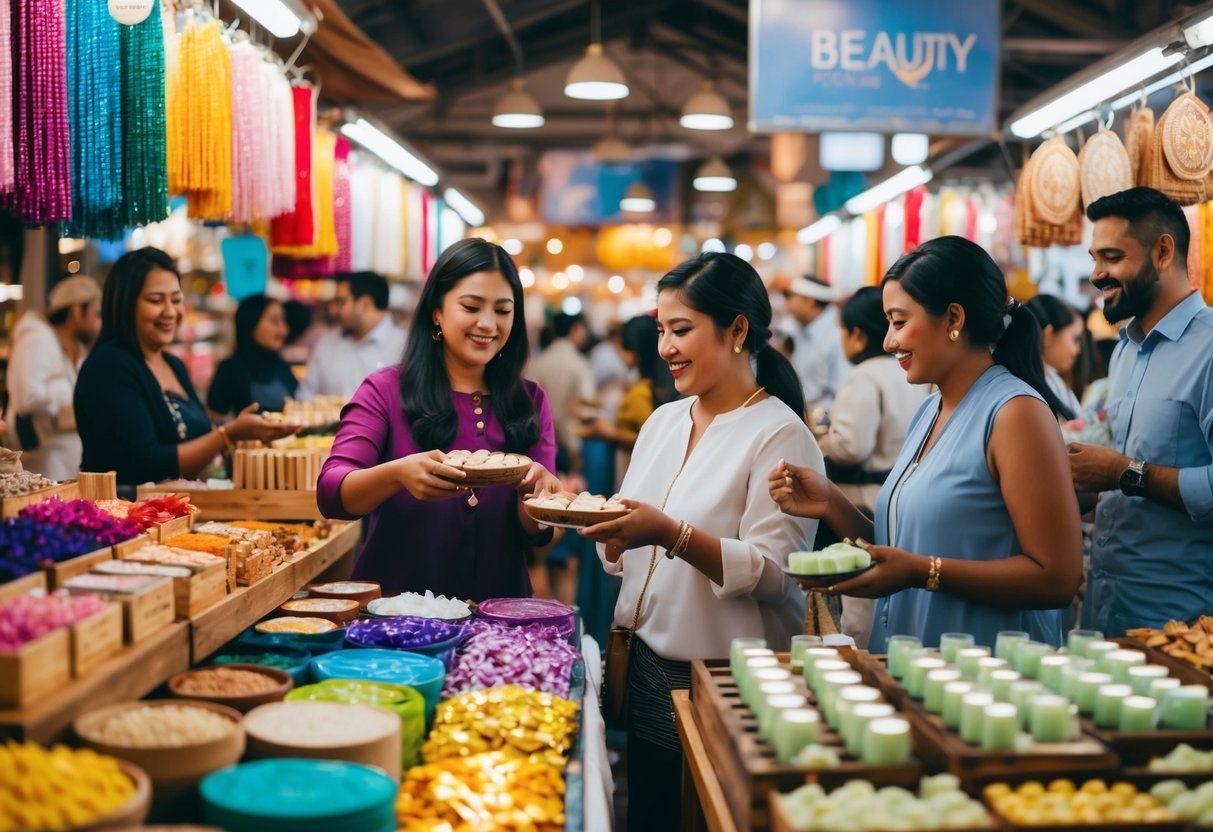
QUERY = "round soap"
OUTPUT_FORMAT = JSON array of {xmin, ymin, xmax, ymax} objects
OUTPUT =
[
  {"xmin": 288, "ymin": 679, "xmax": 426, "ymax": 767},
  {"xmin": 242, "ymin": 701, "xmax": 402, "ymax": 782},
  {"xmin": 309, "ymin": 649, "xmax": 445, "ymax": 725},
  {"xmin": 476, "ymin": 597, "xmax": 575, "ymax": 636},
  {"xmin": 201, "ymin": 758, "xmax": 396, "ymax": 832}
]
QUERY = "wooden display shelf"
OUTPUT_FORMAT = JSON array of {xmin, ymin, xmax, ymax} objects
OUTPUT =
[
  {"xmin": 135, "ymin": 486, "xmax": 322, "ymax": 521},
  {"xmin": 850, "ymin": 652, "xmax": 1121, "ymax": 793},
  {"xmin": 674, "ymin": 689, "xmax": 741, "ymax": 832},
  {"xmin": 690, "ymin": 655, "xmax": 920, "ymax": 832},
  {"xmin": 0, "ymin": 481, "xmax": 80, "ymax": 519},
  {"xmin": 0, "ymin": 622, "xmax": 190, "ymax": 743},
  {"xmin": 188, "ymin": 521, "xmax": 358, "ymax": 661}
]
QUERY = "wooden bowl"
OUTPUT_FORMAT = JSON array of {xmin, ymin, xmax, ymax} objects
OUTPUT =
[
  {"xmin": 307, "ymin": 580, "xmax": 382, "ymax": 610},
  {"xmin": 278, "ymin": 597, "xmax": 360, "ymax": 624},
  {"xmin": 76, "ymin": 758, "xmax": 152, "ymax": 830},
  {"xmin": 437, "ymin": 453, "xmax": 532, "ymax": 486},
  {"xmin": 522, "ymin": 500, "xmax": 629, "ymax": 529},
  {"xmin": 74, "ymin": 699, "xmax": 246, "ymax": 786},
  {"xmin": 168, "ymin": 664, "xmax": 294, "ymax": 714}
]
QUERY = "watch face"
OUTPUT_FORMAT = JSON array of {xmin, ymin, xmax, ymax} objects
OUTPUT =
[{"xmin": 1120, "ymin": 461, "xmax": 1146, "ymax": 495}]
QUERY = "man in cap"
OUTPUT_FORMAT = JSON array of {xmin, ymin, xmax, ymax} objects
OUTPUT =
[
  {"xmin": 784, "ymin": 275, "xmax": 850, "ymax": 418},
  {"xmin": 4, "ymin": 276, "xmax": 102, "ymax": 480}
]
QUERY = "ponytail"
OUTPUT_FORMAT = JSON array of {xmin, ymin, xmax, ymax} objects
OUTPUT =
[
  {"xmin": 993, "ymin": 303, "xmax": 1075, "ymax": 420},
  {"xmin": 755, "ymin": 344, "xmax": 806, "ymax": 420}
]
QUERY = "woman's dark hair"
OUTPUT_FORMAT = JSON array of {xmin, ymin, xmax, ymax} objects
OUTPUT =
[
  {"xmin": 881, "ymin": 236, "xmax": 1068, "ymax": 417},
  {"xmin": 234, "ymin": 294, "xmax": 280, "ymax": 354},
  {"xmin": 282, "ymin": 299, "xmax": 312, "ymax": 345},
  {"xmin": 99, "ymin": 247, "xmax": 181, "ymax": 355},
  {"xmin": 620, "ymin": 315, "xmax": 678, "ymax": 408},
  {"xmin": 839, "ymin": 286, "xmax": 889, "ymax": 365},
  {"xmin": 400, "ymin": 238, "xmax": 538, "ymax": 451},
  {"xmin": 657, "ymin": 252, "xmax": 805, "ymax": 417},
  {"xmin": 1025, "ymin": 294, "xmax": 1080, "ymax": 334}
]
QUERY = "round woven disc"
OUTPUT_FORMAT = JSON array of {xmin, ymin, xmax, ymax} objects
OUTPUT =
[
  {"xmin": 1162, "ymin": 94, "xmax": 1213, "ymax": 181},
  {"xmin": 1029, "ymin": 139, "xmax": 1081, "ymax": 226},
  {"xmin": 1079, "ymin": 130, "xmax": 1133, "ymax": 206}
]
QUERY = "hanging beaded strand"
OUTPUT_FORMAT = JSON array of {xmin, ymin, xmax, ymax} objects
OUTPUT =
[
  {"xmin": 332, "ymin": 136, "xmax": 353, "ymax": 272},
  {"xmin": 168, "ymin": 17, "xmax": 231, "ymax": 220},
  {"xmin": 0, "ymin": 0, "xmax": 15, "ymax": 194},
  {"xmin": 120, "ymin": 0, "xmax": 169, "ymax": 228}
]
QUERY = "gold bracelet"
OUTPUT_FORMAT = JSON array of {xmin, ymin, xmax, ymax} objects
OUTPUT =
[
  {"xmin": 666, "ymin": 521, "xmax": 692, "ymax": 559},
  {"xmin": 925, "ymin": 556, "xmax": 942, "ymax": 592},
  {"xmin": 217, "ymin": 424, "xmax": 235, "ymax": 454}
]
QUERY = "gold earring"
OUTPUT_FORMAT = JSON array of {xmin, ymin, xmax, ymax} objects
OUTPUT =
[
  {"xmin": 733, "ymin": 345, "xmax": 742, "ymax": 354},
  {"xmin": 949, "ymin": 330, "xmax": 960, "ymax": 342},
  {"xmin": 432, "ymin": 325, "xmax": 443, "ymax": 342}
]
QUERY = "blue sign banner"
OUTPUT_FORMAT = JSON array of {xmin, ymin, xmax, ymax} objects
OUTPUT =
[{"xmin": 750, "ymin": 0, "xmax": 1000, "ymax": 136}]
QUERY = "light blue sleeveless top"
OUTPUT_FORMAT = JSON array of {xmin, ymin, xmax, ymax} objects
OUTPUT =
[{"xmin": 867, "ymin": 365, "xmax": 1064, "ymax": 652}]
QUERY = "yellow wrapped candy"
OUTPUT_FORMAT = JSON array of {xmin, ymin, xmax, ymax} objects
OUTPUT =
[
  {"xmin": 0, "ymin": 742, "xmax": 134, "ymax": 832},
  {"xmin": 421, "ymin": 685, "xmax": 579, "ymax": 768}
]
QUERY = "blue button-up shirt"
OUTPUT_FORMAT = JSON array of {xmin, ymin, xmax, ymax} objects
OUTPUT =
[{"xmin": 1083, "ymin": 291, "xmax": 1213, "ymax": 636}]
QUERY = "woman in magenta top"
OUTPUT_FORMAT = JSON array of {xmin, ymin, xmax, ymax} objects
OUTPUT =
[{"xmin": 317, "ymin": 239, "xmax": 559, "ymax": 599}]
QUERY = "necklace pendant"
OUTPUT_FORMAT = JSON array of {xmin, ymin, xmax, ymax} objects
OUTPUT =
[{"xmin": 466, "ymin": 489, "xmax": 479, "ymax": 508}]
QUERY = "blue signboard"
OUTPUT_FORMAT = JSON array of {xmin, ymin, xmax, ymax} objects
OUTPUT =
[{"xmin": 750, "ymin": 0, "xmax": 1000, "ymax": 136}]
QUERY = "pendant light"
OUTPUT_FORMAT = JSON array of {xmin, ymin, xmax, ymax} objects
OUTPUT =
[
  {"xmin": 565, "ymin": 0, "xmax": 628, "ymax": 100},
  {"xmin": 593, "ymin": 104, "xmax": 630, "ymax": 162},
  {"xmin": 620, "ymin": 181, "xmax": 656, "ymax": 213},
  {"xmin": 680, "ymin": 81, "xmax": 733, "ymax": 130},
  {"xmin": 693, "ymin": 157, "xmax": 736, "ymax": 192},
  {"xmin": 493, "ymin": 78, "xmax": 544, "ymax": 128}
]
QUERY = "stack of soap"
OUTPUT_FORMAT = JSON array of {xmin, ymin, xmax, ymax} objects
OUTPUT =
[{"xmin": 788, "ymin": 542, "xmax": 871, "ymax": 575}]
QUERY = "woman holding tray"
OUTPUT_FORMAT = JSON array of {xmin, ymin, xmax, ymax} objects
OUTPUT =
[
  {"xmin": 769, "ymin": 236, "xmax": 1083, "ymax": 653},
  {"xmin": 317, "ymin": 238, "xmax": 560, "ymax": 600},
  {"xmin": 578, "ymin": 252, "xmax": 820, "ymax": 831}
]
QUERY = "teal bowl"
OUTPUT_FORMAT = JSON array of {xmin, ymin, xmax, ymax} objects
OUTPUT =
[
  {"xmin": 236, "ymin": 625, "xmax": 347, "ymax": 655},
  {"xmin": 310, "ymin": 649, "xmax": 445, "ymax": 726},
  {"xmin": 210, "ymin": 647, "xmax": 312, "ymax": 686}
]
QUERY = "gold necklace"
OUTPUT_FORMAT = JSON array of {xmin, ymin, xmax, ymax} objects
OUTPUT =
[{"xmin": 740, "ymin": 387, "xmax": 766, "ymax": 408}]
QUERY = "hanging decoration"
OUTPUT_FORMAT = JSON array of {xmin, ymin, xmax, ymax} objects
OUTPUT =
[
  {"xmin": 332, "ymin": 137, "xmax": 353, "ymax": 272},
  {"xmin": 167, "ymin": 17, "xmax": 232, "ymax": 220},
  {"xmin": 270, "ymin": 84, "xmax": 317, "ymax": 246},
  {"xmin": 272, "ymin": 130, "xmax": 339, "ymax": 277},
  {"xmin": 229, "ymin": 42, "xmax": 265, "ymax": 224},
  {"xmin": 8, "ymin": 0, "xmax": 73, "ymax": 223},
  {"xmin": 0, "ymin": 0, "xmax": 14, "ymax": 195}
]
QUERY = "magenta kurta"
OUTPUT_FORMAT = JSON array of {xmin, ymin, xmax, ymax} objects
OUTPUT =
[{"xmin": 317, "ymin": 367, "xmax": 557, "ymax": 600}]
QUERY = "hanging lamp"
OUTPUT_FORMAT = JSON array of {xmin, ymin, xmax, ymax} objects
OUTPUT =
[
  {"xmin": 493, "ymin": 78, "xmax": 544, "ymax": 128},
  {"xmin": 593, "ymin": 104, "xmax": 630, "ymax": 162},
  {"xmin": 620, "ymin": 180, "xmax": 656, "ymax": 213},
  {"xmin": 565, "ymin": 1, "xmax": 628, "ymax": 100},
  {"xmin": 693, "ymin": 157, "xmax": 736, "ymax": 192},
  {"xmin": 680, "ymin": 80, "xmax": 733, "ymax": 130}
]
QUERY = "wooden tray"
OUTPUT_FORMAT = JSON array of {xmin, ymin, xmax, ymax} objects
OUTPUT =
[
  {"xmin": 1121, "ymin": 767, "xmax": 1213, "ymax": 789},
  {"xmin": 136, "ymin": 486, "xmax": 322, "ymax": 521},
  {"xmin": 440, "ymin": 457, "xmax": 532, "ymax": 487},
  {"xmin": 769, "ymin": 788, "xmax": 999, "ymax": 832},
  {"xmin": 522, "ymin": 501, "xmax": 629, "ymax": 528},
  {"xmin": 0, "ymin": 627, "xmax": 71, "ymax": 708},
  {"xmin": 691, "ymin": 655, "xmax": 921, "ymax": 831},
  {"xmin": 1114, "ymin": 637, "xmax": 1213, "ymax": 695},
  {"xmin": 0, "ymin": 481, "xmax": 80, "ymax": 519},
  {"xmin": 982, "ymin": 795, "xmax": 1190, "ymax": 832},
  {"xmin": 48, "ymin": 546, "xmax": 114, "ymax": 590},
  {"xmin": 850, "ymin": 652, "xmax": 1120, "ymax": 793}
]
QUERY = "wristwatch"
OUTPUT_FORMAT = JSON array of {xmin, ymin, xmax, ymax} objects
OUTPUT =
[{"xmin": 1120, "ymin": 458, "xmax": 1148, "ymax": 497}]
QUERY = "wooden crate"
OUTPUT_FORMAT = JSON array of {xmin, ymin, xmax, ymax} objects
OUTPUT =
[
  {"xmin": 0, "ymin": 481, "xmax": 80, "ymax": 519},
  {"xmin": 173, "ymin": 563, "xmax": 227, "ymax": 620},
  {"xmin": 112, "ymin": 534, "xmax": 150, "ymax": 559},
  {"xmin": 47, "ymin": 547, "xmax": 113, "ymax": 589},
  {"xmin": 135, "ymin": 486, "xmax": 322, "ymax": 521},
  {"xmin": 691, "ymin": 656, "xmax": 921, "ymax": 832},
  {"xmin": 769, "ymin": 787, "xmax": 1000, "ymax": 832},
  {"xmin": 116, "ymin": 578, "xmax": 176, "ymax": 644},
  {"xmin": 147, "ymin": 512, "xmax": 194, "ymax": 543},
  {"xmin": 75, "ymin": 471, "xmax": 117, "ymax": 502},
  {"xmin": 70, "ymin": 603, "xmax": 124, "ymax": 676},
  {"xmin": 0, "ymin": 571, "xmax": 47, "ymax": 604},
  {"xmin": 849, "ymin": 652, "xmax": 1121, "ymax": 793},
  {"xmin": 0, "ymin": 628, "xmax": 71, "ymax": 708}
]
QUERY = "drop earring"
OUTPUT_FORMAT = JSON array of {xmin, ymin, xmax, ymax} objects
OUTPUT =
[{"xmin": 432, "ymin": 325, "xmax": 443, "ymax": 342}]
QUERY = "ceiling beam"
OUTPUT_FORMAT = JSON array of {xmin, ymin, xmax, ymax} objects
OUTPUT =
[
  {"xmin": 1003, "ymin": 37, "xmax": 1129, "ymax": 53},
  {"xmin": 1012, "ymin": 0, "xmax": 1134, "ymax": 38}
]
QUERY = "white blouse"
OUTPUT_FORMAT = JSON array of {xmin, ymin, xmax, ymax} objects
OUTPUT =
[{"xmin": 600, "ymin": 395, "xmax": 822, "ymax": 661}]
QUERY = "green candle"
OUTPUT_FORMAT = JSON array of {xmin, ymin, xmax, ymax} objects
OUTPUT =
[
  {"xmin": 861, "ymin": 717, "xmax": 912, "ymax": 765},
  {"xmin": 744, "ymin": 666, "xmax": 790, "ymax": 708},
  {"xmin": 847, "ymin": 703, "xmax": 895, "ymax": 756},
  {"xmin": 1075, "ymin": 672, "xmax": 1113, "ymax": 715},
  {"xmin": 789, "ymin": 635, "xmax": 823, "ymax": 673},
  {"xmin": 981, "ymin": 702, "xmax": 1020, "ymax": 751},
  {"xmin": 939, "ymin": 632, "xmax": 975, "ymax": 664},
  {"xmin": 809, "ymin": 659, "xmax": 851, "ymax": 696},
  {"xmin": 759, "ymin": 693, "xmax": 808, "ymax": 742},
  {"xmin": 1013, "ymin": 641, "xmax": 1053, "ymax": 679},
  {"xmin": 990, "ymin": 669, "xmax": 1022, "ymax": 702},
  {"xmin": 1127, "ymin": 664, "xmax": 1170, "ymax": 696},
  {"xmin": 1149, "ymin": 677, "xmax": 1182, "ymax": 702},
  {"xmin": 960, "ymin": 691, "xmax": 995, "ymax": 744},
  {"xmin": 886, "ymin": 635, "xmax": 923, "ymax": 680},
  {"xmin": 821, "ymin": 670, "xmax": 863, "ymax": 727},
  {"xmin": 1010, "ymin": 680, "xmax": 1046, "ymax": 729},
  {"xmin": 1086, "ymin": 640, "xmax": 1120, "ymax": 673},
  {"xmin": 1061, "ymin": 658, "xmax": 1095, "ymax": 701},
  {"xmin": 836, "ymin": 686, "xmax": 882, "ymax": 744},
  {"xmin": 1104, "ymin": 649, "xmax": 1147, "ymax": 684},
  {"xmin": 943, "ymin": 681, "xmax": 975, "ymax": 730},
  {"xmin": 956, "ymin": 647, "xmax": 992, "ymax": 681},
  {"xmin": 977, "ymin": 657, "xmax": 1010, "ymax": 687},
  {"xmin": 995, "ymin": 630, "xmax": 1030, "ymax": 663},
  {"xmin": 1067, "ymin": 628, "xmax": 1104, "ymax": 658},
  {"xmin": 1160, "ymin": 685, "xmax": 1209, "ymax": 731},
  {"xmin": 802, "ymin": 647, "xmax": 840, "ymax": 688},
  {"xmin": 739, "ymin": 656, "xmax": 779, "ymax": 702},
  {"xmin": 1038, "ymin": 655, "xmax": 1071, "ymax": 693},
  {"xmin": 924, "ymin": 669, "xmax": 962, "ymax": 714},
  {"xmin": 730, "ymin": 638, "xmax": 768, "ymax": 680},
  {"xmin": 774, "ymin": 708, "xmax": 821, "ymax": 763},
  {"xmin": 906, "ymin": 657, "xmax": 948, "ymax": 699},
  {"xmin": 1031, "ymin": 693, "xmax": 1076, "ymax": 743},
  {"xmin": 754, "ymin": 681, "xmax": 798, "ymax": 724},
  {"xmin": 1118, "ymin": 695, "xmax": 1157, "ymax": 732},
  {"xmin": 1093, "ymin": 683, "xmax": 1133, "ymax": 729}
]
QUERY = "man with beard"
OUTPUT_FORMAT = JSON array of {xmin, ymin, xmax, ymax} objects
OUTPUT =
[
  {"xmin": 1070, "ymin": 187, "xmax": 1213, "ymax": 635},
  {"xmin": 298, "ymin": 272, "xmax": 407, "ymax": 400},
  {"xmin": 4, "ymin": 276, "xmax": 102, "ymax": 480}
]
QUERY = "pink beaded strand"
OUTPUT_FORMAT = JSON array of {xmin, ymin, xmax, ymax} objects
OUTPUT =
[{"xmin": 0, "ymin": 0, "xmax": 14, "ymax": 194}]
